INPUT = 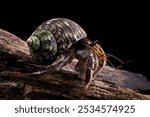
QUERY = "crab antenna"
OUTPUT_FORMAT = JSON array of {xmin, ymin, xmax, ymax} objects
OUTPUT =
[
  {"xmin": 106, "ymin": 59, "xmax": 115, "ymax": 68},
  {"xmin": 105, "ymin": 54, "xmax": 125, "ymax": 65}
]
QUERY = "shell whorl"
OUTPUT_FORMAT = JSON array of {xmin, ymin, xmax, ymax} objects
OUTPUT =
[
  {"xmin": 27, "ymin": 18, "xmax": 87, "ymax": 64},
  {"xmin": 38, "ymin": 18, "xmax": 87, "ymax": 53}
]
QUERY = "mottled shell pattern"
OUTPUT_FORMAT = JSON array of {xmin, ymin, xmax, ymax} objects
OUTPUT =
[{"xmin": 27, "ymin": 18, "xmax": 87, "ymax": 64}]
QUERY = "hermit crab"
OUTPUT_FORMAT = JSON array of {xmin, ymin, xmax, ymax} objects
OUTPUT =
[{"xmin": 26, "ymin": 18, "xmax": 107, "ymax": 90}]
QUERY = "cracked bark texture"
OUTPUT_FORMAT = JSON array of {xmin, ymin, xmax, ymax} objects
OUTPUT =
[{"xmin": 0, "ymin": 28, "xmax": 150, "ymax": 100}]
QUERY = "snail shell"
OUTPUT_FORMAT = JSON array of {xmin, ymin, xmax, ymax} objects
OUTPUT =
[{"xmin": 27, "ymin": 18, "xmax": 87, "ymax": 64}]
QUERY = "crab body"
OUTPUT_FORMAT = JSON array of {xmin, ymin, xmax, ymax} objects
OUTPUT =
[{"xmin": 26, "ymin": 18, "xmax": 106, "ymax": 91}]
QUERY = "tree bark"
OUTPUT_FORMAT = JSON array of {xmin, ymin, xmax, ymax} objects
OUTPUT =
[{"xmin": 0, "ymin": 28, "xmax": 150, "ymax": 100}]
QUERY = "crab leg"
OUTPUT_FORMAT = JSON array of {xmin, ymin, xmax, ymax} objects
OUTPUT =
[
  {"xmin": 84, "ymin": 54, "xmax": 95, "ymax": 87},
  {"xmin": 54, "ymin": 52, "xmax": 75, "ymax": 70}
]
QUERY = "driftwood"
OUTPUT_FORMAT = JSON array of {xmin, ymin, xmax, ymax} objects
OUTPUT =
[{"xmin": 0, "ymin": 28, "xmax": 150, "ymax": 100}]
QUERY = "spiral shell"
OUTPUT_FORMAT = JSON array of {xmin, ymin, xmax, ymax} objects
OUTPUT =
[{"xmin": 27, "ymin": 18, "xmax": 87, "ymax": 64}]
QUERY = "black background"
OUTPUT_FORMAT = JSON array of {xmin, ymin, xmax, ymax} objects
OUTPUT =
[{"xmin": 0, "ymin": 2, "xmax": 149, "ymax": 79}]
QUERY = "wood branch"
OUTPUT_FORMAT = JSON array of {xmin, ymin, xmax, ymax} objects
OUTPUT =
[{"xmin": 0, "ymin": 28, "xmax": 150, "ymax": 100}]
